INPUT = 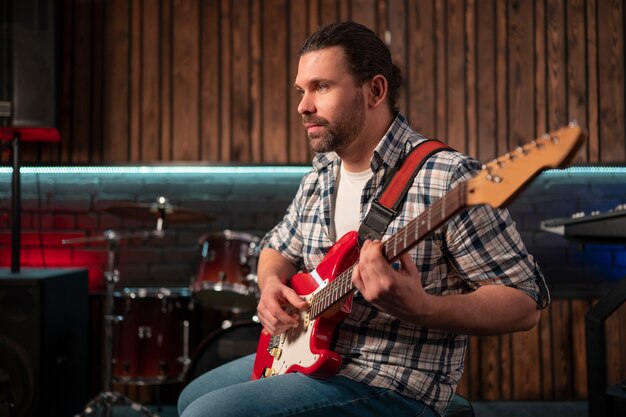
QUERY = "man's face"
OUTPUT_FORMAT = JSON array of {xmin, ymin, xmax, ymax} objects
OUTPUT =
[{"xmin": 294, "ymin": 47, "xmax": 366, "ymax": 154}]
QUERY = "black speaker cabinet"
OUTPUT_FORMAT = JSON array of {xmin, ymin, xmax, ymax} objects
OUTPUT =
[
  {"xmin": 0, "ymin": 0, "xmax": 60, "ymax": 128},
  {"xmin": 0, "ymin": 269, "xmax": 88, "ymax": 417}
]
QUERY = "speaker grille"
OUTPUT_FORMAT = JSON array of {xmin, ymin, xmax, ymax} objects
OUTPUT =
[{"xmin": 0, "ymin": 336, "xmax": 36, "ymax": 417}]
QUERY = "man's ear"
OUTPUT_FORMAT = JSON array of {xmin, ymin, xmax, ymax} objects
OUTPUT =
[{"xmin": 366, "ymin": 75, "xmax": 388, "ymax": 109}]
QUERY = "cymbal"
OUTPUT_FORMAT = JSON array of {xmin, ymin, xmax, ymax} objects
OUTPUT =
[
  {"xmin": 62, "ymin": 229, "xmax": 166, "ymax": 245},
  {"xmin": 103, "ymin": 202, "xmax": 214, "ymax": 223}
]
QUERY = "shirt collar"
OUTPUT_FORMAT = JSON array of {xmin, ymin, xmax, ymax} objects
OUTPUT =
[
  {"xmin": 370, "ymin": 112, "xmax": 416, "ymax": 172},
  {"xmin": 310, "ymin": 113, "xmax": 419, "ymax": 173}
]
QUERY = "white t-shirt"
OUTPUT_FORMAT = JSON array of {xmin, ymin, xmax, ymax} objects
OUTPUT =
[{"xmin": 332, "ymin": 163, "xmax": 372, "ymax": 241}]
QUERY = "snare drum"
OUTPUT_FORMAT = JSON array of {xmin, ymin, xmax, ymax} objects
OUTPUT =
[
  {"xmin": 184, "ymin": 320, "xmax": 263, "ymax": 384},
  {"xmin": 112, "ymin": 287, "xmax": 192, "ymax": 384},
  {"xmin": 191, "ymin": 230, "xmax": 260, "ymax": 312}
]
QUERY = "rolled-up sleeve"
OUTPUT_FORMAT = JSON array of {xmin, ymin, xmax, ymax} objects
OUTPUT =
[{"xmin": 441, "ymin": 158, "xmax": 550, "ymax": 309}]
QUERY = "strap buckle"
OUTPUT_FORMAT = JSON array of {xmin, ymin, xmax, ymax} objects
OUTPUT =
[{"xmin": 357, "ymin": 199, "xmax": 397, "ymax": 245}]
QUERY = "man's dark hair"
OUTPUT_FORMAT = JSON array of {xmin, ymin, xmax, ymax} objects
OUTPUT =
[{"xmin": 300, "ymin": 21, "xmax": 403, "ymax": 113}]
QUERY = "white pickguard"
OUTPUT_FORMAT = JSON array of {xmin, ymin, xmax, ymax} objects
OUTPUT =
[{"xmin": 270, "ymin": 284, "xmax": 326, "ymax": 375}]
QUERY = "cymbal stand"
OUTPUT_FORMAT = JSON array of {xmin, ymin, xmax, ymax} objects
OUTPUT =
[
  {"xmin": 76, "ymin": 231, "xmax": 159, "ymax": 417},
  {"xmin": 153, "ymin": 196, "xmax": 169, "ymax": 233}
]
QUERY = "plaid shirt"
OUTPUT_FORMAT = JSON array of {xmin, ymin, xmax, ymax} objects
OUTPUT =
[{"xmin": 260, "ymin": 113, "xmax": 548, "ymax": 416}]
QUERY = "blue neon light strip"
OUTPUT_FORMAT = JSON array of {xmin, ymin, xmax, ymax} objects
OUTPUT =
[
  {"xmin": 0, "ymin": 165, "xmax": 624, "ymax": 175},
  {"xmin": 540, "ymin": 166, "xmax": 626, "ymax": 176},
  {"xmin": 0, "ymin": 165, "xmax": 312, "ymax": 175},
  {"xmin": 0, "ymin": 165, "xmax": 625, "ymax": 176}
]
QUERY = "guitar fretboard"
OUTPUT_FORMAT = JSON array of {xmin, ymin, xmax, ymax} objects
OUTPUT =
[{"xmin": 308, "ymin": 183, "xmax": 467, "ymax": 319}]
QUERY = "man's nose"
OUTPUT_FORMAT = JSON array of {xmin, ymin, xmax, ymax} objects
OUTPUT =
[{"xmin": 297, "ymin": 93, "xmax": 315, "ymax": 115}]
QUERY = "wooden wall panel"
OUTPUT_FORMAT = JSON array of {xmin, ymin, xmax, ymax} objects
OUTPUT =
[
  {"xmin": 387, "ymin": 0, "xmax": 406, "ymax": 115},
  {"xmin": 288, "ymin": 3, "xmax": 311, "ymax": 163},
  {"xmin": 606, "ymin": 301, "xmax": 626, "ymax": 387},
  {"xmin": 585, "ymin": 0, "xmax": 600, "ymax": 162},
  {"xmin": 161, "ymin": 0, "xmax": 173, "ymax": 160},
  {"xmin": 406, "ymin": 0, "xmax": 436, "ymax": 137},
  {"xmin": 539, "ymin": 305, "xmax": 555, "ymax": 398},
  {"xmin": 251, "ymin": 0, "xmax": 263, "ymax": 162},
  {"xmin": 200, "ymin": 0, "xmax": 219, "ymax": 161},
  {"xmin": 446, "ymin": 0, "xmax": 467, "ymax": 152},
  {"xmin": 457, "ymin": 297, "xmax": 601, "ymax": 401},
  {"xmin": 102, "ymin": 0, "xmax": 130, "ymax": 162},
  {"xmin": 219, "ymin": 0, "xmax": 232, "ymax": 161},
  {"xmin": 465, "ymin": 0, "xmax": 477, "ymax": 158},
  {"xmin": 571, "ymin": 299, "xmax": 590, "ymax": 398},
  {"xmin": 50, "ymin": 0, "xmax": 626, "ymax": 165},
  {"xmin": 141, "ymin": 0, "xmax": 161, "ymax": 161},
  {"xmin": 261, "ymin": 0, "xmax": 288, "ymax": 163},
  {"xmin": 566, "ymin": 0, "xmax": 588, "ymax": 163},
  {"xmin": 547, "ymin": 0, "xmax": 567, "ymax": 134},
  {"xmin": 90, "ymin": 0, "xmax": 105, "ymax": 163},
  {"xmin": 232, "ymin": 0, "xmax": 252, "ymax": 162},
  {"xmin": 475, "ymin": 0, "xmax": 497, "ymax": 161},
  {"xmin": 495, "ymin": 0, "xmax": 508, "ymax": 157},
  {"xmin": 320, "ymin": 0, "xmax": 341, "ymax": 26},
  {"xmin": 172, "ymin": 0, "xmax": 200, "ymax": 161},
  {"xmin": 59, "ymin": 0, "xmax": 75, "ymax": 163},
  {"xmin": 72, "ymin": 0, "xmax": 93, "ymax": 162},
  {"xmin": 350, "ymin": 0, "xmax": 377, "ymax": 31},
  {"xmin": 434, "ymin": 0, "xmax": 447, "ymax": 139},
  {"xmin": 597, "ymin": 0, "xmax": 626, "ymax": 162},
  {"xmin": 130, "ymin": 0, "xmax": 142, "ymax": 161},
  {"xmin": 535, "ymin": 0, "xmax": 548, "ymax": 148},
  {"xmin": 550, "ymin": 299, "xmax": 574, "ymax": 399},
  {"xmin": 508, "ymin": 0, "xmax": 535, "ymax": 149}
]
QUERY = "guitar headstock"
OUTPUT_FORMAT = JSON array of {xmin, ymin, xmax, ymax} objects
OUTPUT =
[{"xmin": 466, "ymin": 123, "xmax": 587, "ymax": 208}]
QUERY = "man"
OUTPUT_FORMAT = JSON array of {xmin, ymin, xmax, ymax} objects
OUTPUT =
[{"xmin": 178, "ymin": 21, "xmax": 548, "ymax": 417}]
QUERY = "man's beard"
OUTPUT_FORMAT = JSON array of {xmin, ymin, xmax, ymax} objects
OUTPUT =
[{"xmin": 303, "ymin": 90, "xmax": 365, "ymax": 153}]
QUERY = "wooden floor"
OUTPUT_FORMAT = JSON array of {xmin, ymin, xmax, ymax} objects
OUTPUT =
[{"xmin": 98, "ymin": 401, "xmax": 590, "ymax": 417}]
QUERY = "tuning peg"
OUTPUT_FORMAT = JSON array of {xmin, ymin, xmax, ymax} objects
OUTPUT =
[{"xmin": 486, "ymin": 174, "xmax": 503, "ymax": 183}]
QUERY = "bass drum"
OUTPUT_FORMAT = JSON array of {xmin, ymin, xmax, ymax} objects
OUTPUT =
[
  {"xmin": 185, "ymin": 320, "xmax": 262, "ymax": 384},
  {"xmin": 111, "ymin": 287, "xmax": 192, "ymax": 384}
]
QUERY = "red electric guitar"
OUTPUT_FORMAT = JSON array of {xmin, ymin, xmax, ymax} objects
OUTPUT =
[{"xmin": 251, "ymin": 124, "xmax": 586, "ymax": 380}]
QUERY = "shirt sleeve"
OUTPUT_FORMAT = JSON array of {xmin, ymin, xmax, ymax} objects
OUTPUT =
[
  {"xmin": 258, "ymin": 172, "xmax": 315, "ymax": 272},
  {"xmin": 440, "ymin": 156, "xmax": 550, "ymax": 309}
]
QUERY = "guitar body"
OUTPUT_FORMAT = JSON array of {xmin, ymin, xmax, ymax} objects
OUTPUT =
[{"xmin": 251, "ymin": 231, "xmax": 360, "ymax": 380}]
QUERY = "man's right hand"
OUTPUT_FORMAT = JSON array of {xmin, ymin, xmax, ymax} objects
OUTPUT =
[{"xmin": 256, "ymin": 276, "xmax": 308, "ymax": 335}]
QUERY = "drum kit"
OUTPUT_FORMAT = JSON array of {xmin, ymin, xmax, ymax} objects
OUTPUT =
[{"xmin": 62, "ymin": 197, "xmax": 263, "ymax": 417}]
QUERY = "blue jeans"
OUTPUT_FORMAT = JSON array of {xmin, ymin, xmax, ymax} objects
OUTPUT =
[{"xmin": 178, "ymin": 354, "xmax": 437, "ymax": 417}]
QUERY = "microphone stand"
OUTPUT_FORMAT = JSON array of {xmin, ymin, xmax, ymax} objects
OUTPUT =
[{"xmin": 1, "ymin": 131, "xmax": 21, "ymax": 273}]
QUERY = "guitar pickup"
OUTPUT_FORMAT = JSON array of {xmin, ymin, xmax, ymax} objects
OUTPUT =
[{"xmin": 270, "ymin": 347, "xmax": 282, "ymax": 360}]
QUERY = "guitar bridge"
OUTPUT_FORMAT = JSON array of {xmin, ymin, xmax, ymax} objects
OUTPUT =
[{"xmin": 267, "ymin": 335, "xmax": 280, "ymax": 354}]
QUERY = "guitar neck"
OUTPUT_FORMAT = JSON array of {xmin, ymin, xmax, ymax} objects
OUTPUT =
[{"xmin": 309, "ymin": 183, "xmax": 468, "ymax": 319}]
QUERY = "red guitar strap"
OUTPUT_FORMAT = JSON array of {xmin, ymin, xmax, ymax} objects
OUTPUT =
[{"xmin": 358, "ymin": 140, "xmax": 452, "ymax": 243}]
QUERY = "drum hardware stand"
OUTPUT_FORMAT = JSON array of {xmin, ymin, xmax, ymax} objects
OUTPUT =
[
  {"xmin": 73, "ymin": 231, "xmax": 159, "ymax": 417},
  {"xmin": 0, "ymin": 369, "xmax": 14, "ymax": 417},
  {"xmin": 179, "ymin": 319, "xmax": 192, "ymax": 370}
]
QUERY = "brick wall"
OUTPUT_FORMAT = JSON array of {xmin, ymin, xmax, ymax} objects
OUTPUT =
[
  {"xmin": 1, "ymin": 166, "xmax": 625, "ymax": 296},
  {"xmin": 0, "ymin": 168, "xmax": 301, "ymax": 291}
]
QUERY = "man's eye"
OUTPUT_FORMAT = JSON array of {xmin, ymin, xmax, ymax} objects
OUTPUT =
[{"xmin": 317, "ymin": 84, "xmax": 328, "ymax": 92}]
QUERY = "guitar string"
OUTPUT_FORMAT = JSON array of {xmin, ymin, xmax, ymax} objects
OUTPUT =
[{"xmin": 308, "ymin": 183, "xmax": 467, "ymax": 319}]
